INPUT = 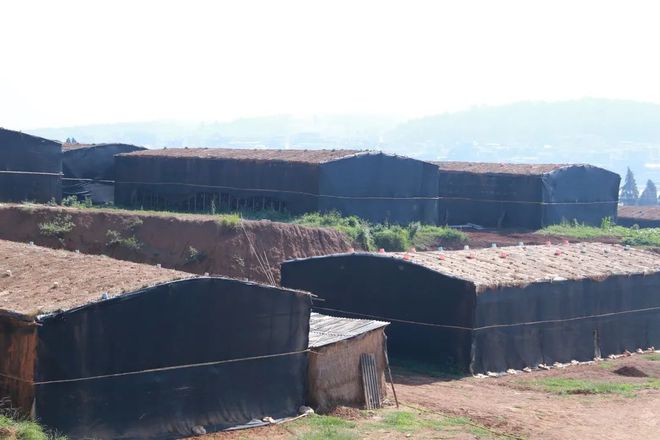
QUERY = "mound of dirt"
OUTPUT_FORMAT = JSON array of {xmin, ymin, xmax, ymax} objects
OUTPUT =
[
  {"xmin": 613, "ymin": 366, "xmax": 648, "ymax": 377},
  {"xmin": 0, "ymin": 204, "xmax": 353, "ymax": 285}
]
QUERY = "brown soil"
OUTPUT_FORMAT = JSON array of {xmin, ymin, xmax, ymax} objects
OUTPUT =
[
  {"xmin": 613, "ymin": 365, "xmax": 649, "ymax": 377},
  {"xmin": 0, "ymin": 240, "xmax": 189, "ymax": 316},
  {"xmin": 395, "ymin": 353, "xmax": 660, "ymax": 440},
  {"xmin": 0, "ymin": 204, "xmax": 352, "ymax": 285}
]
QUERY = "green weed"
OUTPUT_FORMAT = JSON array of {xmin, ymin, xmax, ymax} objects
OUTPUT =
[
  {"xmin": 106, "ymin": 230, "xmax": 142, "ymax": 251},
  {"xmin": 524, "ymin": 377, "xmax": 660, "ymax": 396},
  {"xmin": 0, "ymin": 415, "xmax": 66, "ymax": 440},
  {"xmin": 38, "ymin": 214, "xmax": 74, "ymax": 238},
  {"xmin": 539, "ymin": 217, "xmax": 660, "ymax": 247}
]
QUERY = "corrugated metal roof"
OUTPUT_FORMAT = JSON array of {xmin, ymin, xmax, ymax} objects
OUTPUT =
[{"xmin": 308, "ymin": 312, "xmax": 389, "ymax": 348}]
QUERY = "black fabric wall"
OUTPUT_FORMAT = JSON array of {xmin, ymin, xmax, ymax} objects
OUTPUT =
[
  {"xmin": 34, "ymin": 278, "xmax": 311, "ymax": 439},
  {"xmin": 0, "ymin": 173, "xmax": 61, "ymax": 204},
  {"xmin": 0, "ymin": 128, "xmax": 61, "ymax": 202},
  {"xmin": 541, "ymin": 166, "xmax": 621, "ymax": 226},
  {"xmin": 62, "ymin": 144, "xmax": 145, "ymax": 204},
  {"xmin": 472, "ymin": 273, "xmax": 660, "ymax": 373},
  {"xmin": 281, "ymin": 254, "xmax": 475, "ymax": 370},
  {"xmin": 114, "ymin": 156, "xmax": 320, "ymax": 213},
  {"xmin": 437, "ymin": 166, "xmax": 621, "ymax": 229},
  {"xmin": 319, "ymin": 154, "xmax": 439, "ymax": 224},
  {"xmin": 437, "ymin": 172, "xmax": 544, "ymax": 228}
]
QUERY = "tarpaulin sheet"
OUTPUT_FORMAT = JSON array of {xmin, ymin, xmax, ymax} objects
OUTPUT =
[
  {"xmin": 281, "ymin": 254, "xmax": 660, "ymax": 374},
  {"xmin": 34, "ymin": 278, "xmax": 311, "ymax": 439},
  {"xmin": 437, "ymin": 165, "xmax": 620, "ymax": 229},
  {"xmin": 62, "ymin": 144, "xmax": 144, "ymax": 204},
  {"xmin": 318, "ymin": 154, "xmax": 439, "ymax": 224},
  {"xmin": 0, "ymin": 128, "xmax": 62, "ymax": 202}
]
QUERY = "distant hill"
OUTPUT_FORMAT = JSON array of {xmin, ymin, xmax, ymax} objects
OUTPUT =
[{"xmin": 386, "ymin": 98, "xmax": 660, "ymax": 147}]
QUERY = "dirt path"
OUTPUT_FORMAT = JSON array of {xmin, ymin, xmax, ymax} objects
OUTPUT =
[{"xmin": 394, "ymin": 354, "xmax": 660, "ymax": 440}]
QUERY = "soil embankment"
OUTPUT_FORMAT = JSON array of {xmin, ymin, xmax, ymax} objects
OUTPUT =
[{"xmin": 0, "ymin": 204, "xmax": 352, "ymax": 284}]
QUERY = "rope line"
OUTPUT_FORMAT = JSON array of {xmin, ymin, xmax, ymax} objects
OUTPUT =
[
  {"xmin": 314, "ymin": 305, "xmax": 660, "ymax": 332},
  {"xmin": 0, "ymin": 349, "xmax": 309, "ymax": 386},
  {"xmin": 115, "ymin": 181, "xmax": 617, "ymax": 205},
  {"xmin": 0, "ymin": 170, "xmax": 62, "ymax": 177},
  {"xmin": 62, "ymin": 178, "xmax": 115, "ymax": 184}
]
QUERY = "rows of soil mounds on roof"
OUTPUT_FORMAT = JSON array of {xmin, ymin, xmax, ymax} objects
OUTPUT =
[{"xmin": 0, "ymin": 204, "xmax": 352, "ymax": 284}]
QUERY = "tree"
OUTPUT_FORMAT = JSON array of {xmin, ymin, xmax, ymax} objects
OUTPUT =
[
  {"xmin": 639, "ymin": 179, "xmax": 658, "ymax": 205},
  {"xmin": 619, "ymin": 167, "xmax": 639, "ymax": 205}
]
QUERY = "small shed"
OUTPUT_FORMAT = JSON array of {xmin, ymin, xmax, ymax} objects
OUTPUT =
[
  {"xmin": 308, "ymin": 313, "xmax": 389, "ymax": 411},
  {"xmin": 0, "ymin": 240, "xmax": 311, "ymax": 439},
  {"xmin": 0, "ymin": 128, "xmax": 62, "ymax": 203},
  {"xmin": 282, "ymin": 243, "xmax": 660, "ymax": 374},
  {"xmin": 617, "ymin": 206, "xmax": 660, "ymax": 228},
  {"xmin": 62, "ymin": 143, "xmax": 146, "ymax": 204},
  {"xmin": 433, "ymin": 162, "xmax": 620, "ymax": 228},
  {"xmin": 114, "ymin": 148, "xmax": 438, "ymax": 224}
]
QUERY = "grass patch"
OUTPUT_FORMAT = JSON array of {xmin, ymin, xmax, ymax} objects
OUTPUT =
[
  {"xmin": 215, "ymin": 213, "xmax": 241, "ymax": 228},
  {"xmin": 643, "ymin": 353, "xmax": 660, "ymax": 361},
  {"xmin": 409, "ymin": 223, "xmax": 468, "ymax": 249},
  {"xmin": 293, "ymin": 415, "xmax": 357, "ymax": 440},
  {"xmin": 539, "ymin": 217, "xmax": 660, "ymax": 247},
  {"xmin": 523, "ymin": 377, "xmax": 660, "ymax": 396},
  {"xmin": 38, "ymin": 214, "xmax": 75, "ymax": 238},
  {"xmin": 0, "ymin": 415, "xmax": 66, "ymax": 440}
]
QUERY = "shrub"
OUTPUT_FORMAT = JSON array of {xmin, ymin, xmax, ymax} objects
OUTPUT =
[
  {"xmin": 373, "ymin": 226, "xmax": 410, "ymax": 251},
  {"xmin": 38, "ymin": 214, "xmax": 75, "ymax": 238},
  {"xmin": 215, "ymin": 213, "xmax": 241, "ymax": 229},
  {"xmin": 106, "ymin": 230, "xmax": 142, "ymax": 251},
  {"xmin": 186, "ymin": 246, "xmax": 207, "ymax": 264},
  {"xmin": 61, "ymin": 196, "xmax": 92, "ymax": 208}
]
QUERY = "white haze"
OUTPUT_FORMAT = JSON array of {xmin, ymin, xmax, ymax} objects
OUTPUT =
[{"xmin": 2, "ymin": 0, "xmax": 660, "ymax": 129}]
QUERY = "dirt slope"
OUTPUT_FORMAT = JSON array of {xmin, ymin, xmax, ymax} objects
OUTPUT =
[{"xmin": 0, "ymin": 204, "xmax": 352, "ymax": 284}]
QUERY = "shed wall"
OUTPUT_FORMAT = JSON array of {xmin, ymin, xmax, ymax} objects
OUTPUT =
[
  {"xmin": 0, "ymin": 129, "xmax": 62, "ymax": 203},
  {"xmin": 472, "ymin": 273, "xmax": 660, "ymax": 373},
  {"xmin": 437, "ymin": 172, "xmax": 544, "ymax": 228},
  {"xmin": 114, "ymin": 156, "xmax": 319, "ymax": 213},
  {"xmin": 281, "ymin": 255, "xmax": 475, "ymax": 370},
  {"xmin": 33, "ymin": 278, "xmax": 310, "ymax": 439},
  {"xmin": 319, "ymin": 154, "xmax": 439, "ymax": 224},
  {"xmin": 541, "ymin": 166, "xmax": 620, "ymax": 226},
  {"xmin": 308, "ymin": 329, "xmax": 387, "ymax": 411}
]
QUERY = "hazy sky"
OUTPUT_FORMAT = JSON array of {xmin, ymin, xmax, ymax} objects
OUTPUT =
[{"xmin": 3, "ymin": 0, "xmax": 660, "ymax": 129}]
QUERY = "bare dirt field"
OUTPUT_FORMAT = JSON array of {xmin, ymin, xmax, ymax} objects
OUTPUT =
[
  {"xmin": 195, "ymin": 352, "xmax": 660, "ymax": 439},
  {"xmin": 0, "ymin": 204, "xmax": 351, "ymax": 284}
]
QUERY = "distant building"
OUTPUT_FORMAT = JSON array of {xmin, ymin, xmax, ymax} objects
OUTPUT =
[
  {"xmin": 282, "ymin": 243, "xmax": 660, "ymax": 373},
  {"xmin": 434, "ymin": 162, "xmax": 620, "ymax": 229},
  {"xmin": 0, "ymin": 128, "xmax": 61, "ymax": 203},
  {"xmin": 114, "ymin": 148, "xmax": 439, "ymax": 224}
]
